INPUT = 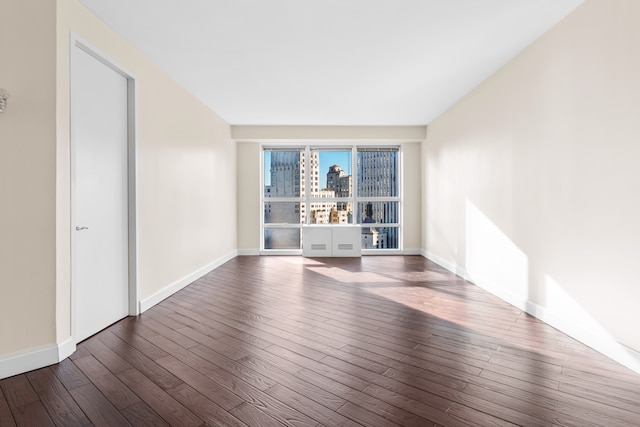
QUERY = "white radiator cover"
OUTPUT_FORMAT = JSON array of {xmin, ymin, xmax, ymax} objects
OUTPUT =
[{"xmin": 302, "ymin": 225, "xmax": 361, "ymax": 257}]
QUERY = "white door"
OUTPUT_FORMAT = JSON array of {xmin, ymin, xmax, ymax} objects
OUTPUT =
[{"xmin": 72, "ymin": 45, "xmax": 130, "ymax": 343}]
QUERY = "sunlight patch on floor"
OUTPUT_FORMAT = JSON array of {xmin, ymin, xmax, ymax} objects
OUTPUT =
[
  {"xmin": 364, "ymin": 285, "xmax": 476, "ymax": 326},
  {"xmin": 304, "ymin": 266, "xmax": 400, "ymax": 284}
]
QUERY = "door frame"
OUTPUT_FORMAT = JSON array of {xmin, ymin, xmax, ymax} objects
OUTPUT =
[{"xmin": 70, "ymin": 35, "xmax": 138, "ymax": 344}]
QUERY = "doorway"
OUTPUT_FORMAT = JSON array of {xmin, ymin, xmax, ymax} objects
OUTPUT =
[{"xmin": 71, "ymin": 40, "xmax": 136, "ymax": 343}]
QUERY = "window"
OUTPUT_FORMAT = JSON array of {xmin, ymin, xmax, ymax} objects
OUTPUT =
[
  {"xmin": 263, "ymin": 145, "xmax": 401, "ymax": 252},
  {"xmin": 357, "ymin": 147, "xmax": 399, "ymax": 249},
  {"xmin": 263, "ymin": 149, "xmax": 304, "ymax": 249}
]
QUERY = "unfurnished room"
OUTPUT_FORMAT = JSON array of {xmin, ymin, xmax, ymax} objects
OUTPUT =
[{"xmin": 1, "ymin": 0, "xmax": 639, "ymax": 425}]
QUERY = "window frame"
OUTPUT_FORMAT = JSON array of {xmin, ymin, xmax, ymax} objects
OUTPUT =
[{"xmin": 261, "ymin": 143, "xmax": 403, "ymax": 255}]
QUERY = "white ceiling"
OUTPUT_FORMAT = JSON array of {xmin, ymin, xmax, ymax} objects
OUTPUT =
[{"xmin": 80, "ymin": 0, "xmax": 583, "ymax": 126}]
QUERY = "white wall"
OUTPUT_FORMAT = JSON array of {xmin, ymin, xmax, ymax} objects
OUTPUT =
[
  {"xmin": 423, "ymin": 0, "xmax": 640, "ymax": 371},
  {"xmin": 1, "ymin": 0, "xmax": 237, "ymax": 379},
  {"xmin": 234, "ymin": 126, "xmax": 424, "ymax": 253}
]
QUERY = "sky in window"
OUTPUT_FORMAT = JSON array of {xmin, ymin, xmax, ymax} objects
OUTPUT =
[{"xmin": 318, "ymin": 151, "xmax": 351, "ymax": 189}]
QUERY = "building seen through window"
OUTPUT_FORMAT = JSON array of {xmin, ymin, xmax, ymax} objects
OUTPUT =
[{"xmin": 263, "ymin": 147, "xmax": 399, "ymax": 250}]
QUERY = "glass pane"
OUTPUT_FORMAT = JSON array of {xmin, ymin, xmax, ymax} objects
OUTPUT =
[
  {"xmin": 264, "ymin": 150, "xmax": 303, "ymax": 198},
  {"xmin": 361, "ymin": 226, "xmax": 399, "ymax": 249},
  {"xmin": 264, "ymin": 228, "xmax": 301, "ymax": 250},
  {"xmin": 357, "ymin": 149, "xmax": 397, "ymax": 197},
  {"xmin": 264, "ymin": 202, "xmax": 302, "ymax": 224},
  {"xmin": 356, "ymin": 201, "xmax": 399, "ymax": 224},
  {"xmin": 315, "ymin": 150, "xmax": 352, "ymax": 198},
  {"xmin": 309, "ymin": 201, "xmax": 353, "ymax": 224}
]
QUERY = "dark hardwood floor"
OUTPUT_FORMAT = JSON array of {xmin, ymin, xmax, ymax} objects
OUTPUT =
[{"xmin": 2, "ymin": 255, "xmax": 640, "ymax": 426}]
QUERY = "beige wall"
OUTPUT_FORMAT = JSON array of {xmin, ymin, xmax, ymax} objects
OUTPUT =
[
  {"xmin": 1, "ymin": 0, "xmax": 235, "ymax": 371},
  {"xmin": 402, "ymin": 142, "xmax": 422, "ymax": 251},
  {"xmin": 0, "ymin": 0, "xmax": 57, "ymax": 356},
  {"xmin": 236, "ymin": 141, "xmax": 261, "ymax": 252},
  {"xmin": 57, "ymin": 0, "xmax": 236, "ymax": 332},
  {"xmin": 234, "ymin": 126, "xmax": 424, "ymax": 252},
  {"xmin": 423, "ymin": 0, "xmax": 640, "ymax": 365}
]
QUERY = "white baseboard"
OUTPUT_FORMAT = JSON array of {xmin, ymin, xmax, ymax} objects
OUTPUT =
[
  {"xmin": 402, "ymin": 248, "xmax": 423, "ymax": 255},
  {"xmin": 139, "ymin": 250, "xmax": 237, "ymax": 313},
  {"xmin": 1, "ymin": 249, "xmax": 239, "ymax": 380},
  {"xmin": 237, "ymin": 249, "xmax": 260, "ymax": 256},
  {"xmin": 57, "ymin": 337, "xmax": 76, "ymax": 361},
  {"xmin": 524, "ymin": 300, "xmax": 640, "ymax": 374},
  {"xmin": 0, "ymin": 338, "xmax": 76, "ymax": 380},
  {"xmin": 421, "ymin": 252, "xmax": 640, "ymax": 375},
  {"xmin": 243, "ymin": 248, "xmax": 423, "ymax": 256},
  {"xmin": 422, "ymin": 250, "xmax": 471, "ymax": 280}
]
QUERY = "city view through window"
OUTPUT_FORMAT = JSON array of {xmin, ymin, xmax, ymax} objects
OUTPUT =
[{"xmin": 263, "ymin": 147, "xmax": 399, "ymax": 250}]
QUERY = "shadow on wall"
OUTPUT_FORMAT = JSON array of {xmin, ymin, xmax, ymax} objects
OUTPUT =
[{"xmin": 464, "ymin": 199, "xmax": 640, "ymax": 374}]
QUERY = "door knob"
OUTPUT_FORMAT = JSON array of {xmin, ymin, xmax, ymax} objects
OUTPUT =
[{"xmin": 75, "ymin": 226, "xmax": 89, "ymax": 231}]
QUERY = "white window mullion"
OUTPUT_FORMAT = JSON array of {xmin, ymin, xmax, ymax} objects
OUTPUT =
[{"xmin": 304, "ymin": 146, "xmax": 311, "ymax": 225}]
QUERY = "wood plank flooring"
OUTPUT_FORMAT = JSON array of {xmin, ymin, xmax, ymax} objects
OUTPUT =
[{"xmin": 2, "ymin": 255, "xmax": 640, "ymax": 426}]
